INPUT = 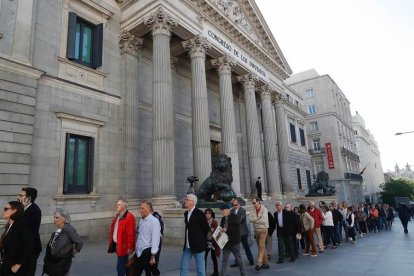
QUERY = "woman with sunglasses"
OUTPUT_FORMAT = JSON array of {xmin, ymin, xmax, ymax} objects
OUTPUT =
[{"xmin": 0, "ymin": 201, "xmax": 35, "ymax": 275}]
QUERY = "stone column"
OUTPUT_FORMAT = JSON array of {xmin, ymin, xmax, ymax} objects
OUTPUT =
[
  {"xmin": 144, "ymin": 9, "xmax": 177, "ymax": 206},
  {"xmin": 119, "ymin": 31, "xmax": 143, "ymax": 199},
  {"xmin": 274, "ymin": 94, "xmax": 294, "ymax": 194},
  {"xmin": 182, "ymin": 35, "xmax": 212, "ymax": 185},
  {"xmin": 237, "ymin": 74, "xmax": 264, "ymax": 195},
  {"xmin": 258, "ymin": 85, "xmax": 282, "ymax": 197},
  {"xmin": 211, "ymin": 56, "xmax": 241, "ymax": 195}
]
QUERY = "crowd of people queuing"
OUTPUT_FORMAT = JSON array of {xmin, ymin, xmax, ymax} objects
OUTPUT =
[{"xmin": 2, "ymin": 188, "xmax": 412, "ymax": 276}]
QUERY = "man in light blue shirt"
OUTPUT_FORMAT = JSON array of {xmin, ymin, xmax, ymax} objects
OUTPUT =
[{"xmin": 136, "ymin": 200, "xmax": 161, "ymax": 275}]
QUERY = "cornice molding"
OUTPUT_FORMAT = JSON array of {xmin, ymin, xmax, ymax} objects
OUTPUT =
[{"xmin": 184, "ymin": 0, "xmax": 290, "ymax": 80}]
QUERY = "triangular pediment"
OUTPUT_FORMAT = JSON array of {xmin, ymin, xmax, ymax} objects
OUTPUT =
[{"xmin": 205, "ymin": 0, "xmax": 292, "ymax": 76}]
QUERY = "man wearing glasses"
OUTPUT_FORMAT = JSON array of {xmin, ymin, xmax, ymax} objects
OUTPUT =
[
  {"xmin": 249, "ymin": 198, "xmax": 269, "ymax": 271},
  {"xmin": 180, "ymin": 194, "xmax": 209, "ymax": 276},
  {"xmin": 18, "ymin": 187, "xmax": 42, "ymax": 276},
  {"xmin": 230, "ymin": 198, "xmax": 254, "ymax": 267}
]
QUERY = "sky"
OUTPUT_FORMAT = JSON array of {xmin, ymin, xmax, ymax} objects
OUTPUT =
[{"xmin": 255, "ymin": 0, "xmax": 414, "ymax": 172}]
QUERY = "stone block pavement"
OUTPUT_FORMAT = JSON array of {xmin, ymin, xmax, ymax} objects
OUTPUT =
[{"xmin": 35, "ymin": 219, "xmax": 413, "ymax": 276}]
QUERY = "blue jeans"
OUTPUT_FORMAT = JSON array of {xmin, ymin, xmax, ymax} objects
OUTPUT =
[
  {"xmin": 180, "ymin": 247, "xmax": 205, "ymax": 276},
  {"xmin": 117, "ymin": 255, "xmax": 128, "ymax": 276},
  {"xmin": 339, "ymin": 221, "xmax": 348, "ymax": 241},
  {"xmin": 333, "ymin": 223, "xmax": 340, "ymax": 245}
]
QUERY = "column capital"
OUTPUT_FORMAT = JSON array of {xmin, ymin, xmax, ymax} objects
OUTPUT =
[
  {"xmin": 257, "ymin": 84, "xmax": 275, "ymax": 98},
  {"xmin": 237, "ymin": 73, "xmax": 259, "ymax": 88},
  {"xmin": 119, "ymin": 30, "xmax": 144, "ymax": 56},
  {"xmin": 273, "ymin": 92, "xmax": 284, "ymax": 104},
  {"xmin": 182, "ymin": 35, "xmax": 211, "ymax": 59},
  {"xmin": 211, "ymin": 55, "xmax": 236, "ymax": 75},
  {"xmin": 144, "ymin": 8, "xmax": 178, "ymax": 37}
]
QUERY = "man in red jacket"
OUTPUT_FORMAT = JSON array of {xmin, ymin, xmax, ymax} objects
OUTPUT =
[
  {"xmin": 308, "ymin": 201, "xmax": 324, "ymax": 253},
  {"xmin": 108, "ymin": 198, "xmax": 136, "ymax": 276}
]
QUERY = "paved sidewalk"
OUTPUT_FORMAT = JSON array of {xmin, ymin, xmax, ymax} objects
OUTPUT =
[{"xmin": 35, "ymin": 219, "xmax": 413, "ymax": 276}]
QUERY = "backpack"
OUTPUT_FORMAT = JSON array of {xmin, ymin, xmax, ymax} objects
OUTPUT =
[{"xmin": 152, "ymin": 211, "xmax": 164, "ymax": 236}]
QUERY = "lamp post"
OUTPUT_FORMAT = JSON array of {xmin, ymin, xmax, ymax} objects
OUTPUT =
[{"xmin": 395, "ymin": 130, "xmax": 414, "ymax": 136}]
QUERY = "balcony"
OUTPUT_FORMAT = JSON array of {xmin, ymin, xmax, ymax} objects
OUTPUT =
[
  {"xmin": 340, "ymin": 146, "xmax": 360, "ymax": 161},
  {"xmin": 308, "ymin": 147, "xmax": 326, "ymax": 155},
  {"xmin": 344, "ymin": 172, "xmax": 363, "ymax": 181}
]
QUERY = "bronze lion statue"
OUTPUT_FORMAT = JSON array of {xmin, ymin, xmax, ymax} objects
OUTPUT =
[
  {"xmin": 306, "ymin": 171, "xmax": 336, "ymax": 196},
  {"xmin": 196, "ymin": 154, "xmax": 236, "ymax": 202}
]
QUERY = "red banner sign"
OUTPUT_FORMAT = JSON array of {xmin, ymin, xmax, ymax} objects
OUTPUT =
[{"xmin": 326, "ymin": 143, "xmax": 335, "ymax": 169}]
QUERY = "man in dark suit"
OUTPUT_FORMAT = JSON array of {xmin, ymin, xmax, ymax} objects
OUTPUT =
[
  {"xmin": 180, "ymin": 194, "xmax": 209, "ymax": 276},
  {"xmin": 274, "ymin": 202, "xmax": 296, "ymax": 263},
  {"xmin": 230, "ymin": 198, "xmax": 254, "ymax": 267},
  {"xmin": 18, "ymin": 187, "xmax": 42, "ymax": 276},
  {"xmin": 255, "ymin": 177, "xmax": 263, "ymax": 201},
  {"xmin": 219, "ymin": 203, "xmax": 246, "ymax": 276}
]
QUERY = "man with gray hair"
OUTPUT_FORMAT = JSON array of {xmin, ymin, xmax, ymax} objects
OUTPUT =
[
  {"xmin": 108, "ymin": 198, "xmax": 136, "ymax": 276},
  {"xmin": 180, "ymin": 194, "xmax": 209, "ymax": 276}
]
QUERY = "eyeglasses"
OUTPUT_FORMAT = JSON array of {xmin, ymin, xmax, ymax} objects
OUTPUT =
[{"xmin": 4, "ymin": 207, "xmax": 11, "ymax": 211}]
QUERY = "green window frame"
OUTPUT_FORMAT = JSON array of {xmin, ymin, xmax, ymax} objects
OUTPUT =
[{"xmin": 63, "ymin": 134, "xmax": 94, "ymax": 194}]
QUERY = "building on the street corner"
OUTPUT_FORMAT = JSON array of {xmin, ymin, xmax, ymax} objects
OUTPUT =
[
  {"xmin": 0, "ymin": 0, "xmax": 309, "ymax": 241},
  {"xmin": 352, "ymin": 111, "xmax": 385, "ymax": 203},
  {"xmin": 285, "ymin": 69, "xmax": 364, "ymax": 204}
]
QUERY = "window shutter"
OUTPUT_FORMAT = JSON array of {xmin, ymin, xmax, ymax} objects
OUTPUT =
[
  {"xmin": 67, "ymin": 12, "xmax": 77, "ymax": 60},
  {"xmin": 87, "ymin": 138, "xmax": 94, "ymax": 193},
  {"xmin": 92, "ymin": 23, "xmax": 103, "ymax": 68}
]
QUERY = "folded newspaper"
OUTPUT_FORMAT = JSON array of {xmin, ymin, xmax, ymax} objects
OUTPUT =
[{"xmin": 212, "ymin": 226, "xmax": 228, "ymax": 249}]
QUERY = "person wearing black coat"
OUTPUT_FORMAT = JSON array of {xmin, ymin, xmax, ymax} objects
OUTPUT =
[
  {"xmin": 0, "ymin": 201, "xmax": 35, "ymax": 276},
  {"xmin": 274, "ymin": 202, "xmax": 296, "ymax": 263},
  {"xmin": 219, "ymin": 204, "xmax": 245, "ymax": 276},
  {"xmin": 397, "ymin": 203, "xmax": 410, "ymax": 234},
  {"xmin": 18, "ymin": 187, "xmax": 42, "ymax": 276},
  {"xmin": 266, "ymin": 212, "xmax": 276, "ymax": 260},
  {"xmin": 180, "ymin": 194, "xmax": 210, "ymax": 276}
]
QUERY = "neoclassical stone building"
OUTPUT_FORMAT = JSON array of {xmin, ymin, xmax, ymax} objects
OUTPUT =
[{"xmin": 0, "ymin": 0, "xmax": 311, "ymax": 241}]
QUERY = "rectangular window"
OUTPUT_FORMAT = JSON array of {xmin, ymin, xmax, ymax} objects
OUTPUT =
[
  {"xmin": 67, "ymin": 12, "xmax": 103, "ymax": 68},
  {"xmin": 289, "ymin": 123, "xmax": 297, "ymax": 143},
  {"xmin": 313, "ymin": 138, "xmax": 321, "ymax": 151},
  {"xmin": 299, "ymin": 128, "xmax": 306, "ymax": 146},
  {"xmin": 309, "ymin": 122, "xmax": 318, "ymax": 131},
  {"xmin": 306, "ymin": 88, "xmax": 315, "ymax": 98},
  {"xmin": 308, "ymin": 105, "xmax": 316, "ymax": 114},
  {"xmin": 64, "ymin": 134, "xmax": 94, "ymax": 194},
  {"xmin": 297, "ymin": 168, "xmax": 302, "ymax": 189},
  {"xmin": 306, "ymin": 170, "xmax": 312, "ymax": 189},
  {"xmin": 315, "ymin": 163, "xmax": 323, "ymax": 174}
]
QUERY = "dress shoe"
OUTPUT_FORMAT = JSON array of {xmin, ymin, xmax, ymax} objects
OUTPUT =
[
  {"xmin": 276, "ymin": 259, "xmax": 283, "ymax": 264},
  {"xmin": 254, "ymin": 265, "xmax": 261, "ymax": 271},
  {"xmin": 230, "ymin": 263, "xmax": 239, "ymax": 268},
  {"xmin": 249, "ymin": 261, "xmax": 254, "ymax": 266},
  {"xmin": 261, "ymin": 264, "xmax": 270, "ymax": 269}
]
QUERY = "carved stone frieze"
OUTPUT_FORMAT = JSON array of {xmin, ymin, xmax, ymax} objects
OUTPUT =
[
  {"xmin": 182, "ymin": 35, "xmax": 211, "ymax": 58},
  {"xmin": 208, "ymin": 0, "xmax": 262, "ymax": 47},
  {"xmin": 185, "ymin": 0, "xmax": 290, "ymax": 80},
  {"xmin": 211, "ymin": 55, "xmax": 236, "ymax": 75},
  {"xmin": 119, "ymin": 30, "xmax": 144, "ymax": 56},
  {"xmin": 237, "ymin": 73, "xmax": 259, "ymax": 88},
  {"xmin": 144, "ymin": 8, "xmax": 178, "ymax": 37}
]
